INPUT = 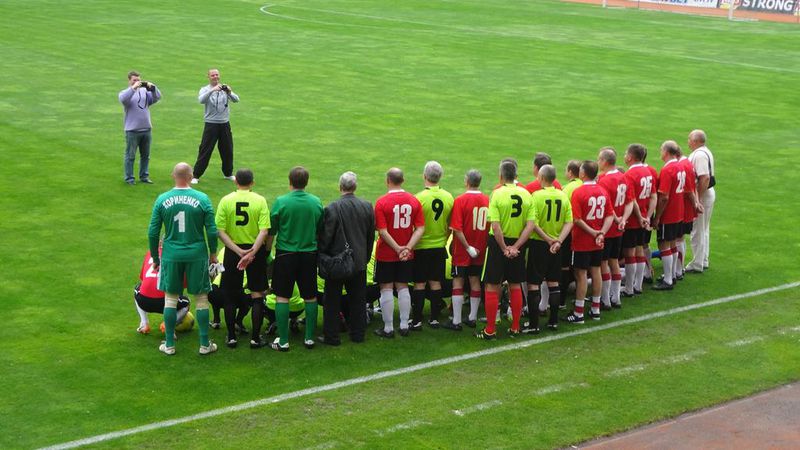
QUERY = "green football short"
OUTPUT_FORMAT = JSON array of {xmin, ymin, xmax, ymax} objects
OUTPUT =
[{"xmin": 158, "ymin": 259, "xmax": 211, "ymax": 295}]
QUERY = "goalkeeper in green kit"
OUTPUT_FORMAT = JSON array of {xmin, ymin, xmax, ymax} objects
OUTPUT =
[{"xmin": 148, "ymin": 162, "xmax": 219, "ymax": 356}]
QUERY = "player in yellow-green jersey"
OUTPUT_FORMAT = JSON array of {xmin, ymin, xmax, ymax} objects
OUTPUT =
[
  {"xmin": 525, "ymin": 165, "xmax": 573, "ymax": 333},
  {"xmin": 559, "ymin": 159, "xmax": 583, "ymax": 308},
  {"xmin": 215, "ymin": 168, "xmax": 272, "ymax": 348},
  {"xmin": 478, "ymin": 159, "xmax": 536, "ymax": 340},
  {"xmin": 147, "ymin": 162, "xmax": 218, "ymax": 356},
  {"xmin": 411, "ymin": 161, "xmax": 454, "ymax": 329}
]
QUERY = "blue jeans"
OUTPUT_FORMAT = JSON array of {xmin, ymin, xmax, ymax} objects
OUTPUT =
[{"xmin": 124, "ymin": 130, "xmax": 151, "ymax": 182}]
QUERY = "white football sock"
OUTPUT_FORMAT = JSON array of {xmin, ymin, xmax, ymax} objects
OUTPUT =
[
  {"xmin": 397, "ymin": 288, "xmax": 411, "ymax": 329},
  {"xmin": 469, "ymin": 296, "xmax": 480, "ymax": 321},
  {"xmin": 539, "ymin": 283, "xmax": 549, "ymax": 312},
  {"xmin": 451, "ymin": 295, "xmax": 464, "ymax": 325},
  {"xmin": 601, "ymin": 278, "xmax": 611, "ymax": 307},
  {"xmin": 662, "ymin": 254, "xmax": 674, "ymax": 285},
  {"xmin": 379, "ymin": 289, "xmax": 394, "ymax": 333},
  {"xmin": 624, "ymin": 263, "xmax": 636, "ymax": 295},
  {"xmin": 634, "ymin": 262, "xmax": 645, "ymax": 291},
  {"xmin": 134, "ymin": 299, "xmax": 148, "ymax": 325},
  {"xmin": 611, "ymin": 279, "xmax": 621, "ymax": 305}
]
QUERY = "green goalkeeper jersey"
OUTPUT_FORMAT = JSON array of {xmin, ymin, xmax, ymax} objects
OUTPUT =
[
  {"xmin": 530, "ymin": 186, "xmax": 573, "ymax": 241},
  {"xmin": 148, "ymin": 187, "xmax": 218, "ymax": 264},
  {"xmin": 415, "ymin": 186, "xmax": 454, "ymax": 249}
]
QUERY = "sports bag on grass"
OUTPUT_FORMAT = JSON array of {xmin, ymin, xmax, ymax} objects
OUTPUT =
[{"xmin": 318, "ymin": 204, "xmax": 355, "ymax": 280}]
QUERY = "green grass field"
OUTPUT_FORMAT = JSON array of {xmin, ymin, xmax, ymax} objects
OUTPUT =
[{"xmin": 2, "ymin": 0, "xmax": 799, "ymax": 448}]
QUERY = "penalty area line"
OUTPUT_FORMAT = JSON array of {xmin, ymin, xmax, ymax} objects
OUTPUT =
[{"xmin": 40, "ymin": 281, "xmax": 799, "ymax": 450}]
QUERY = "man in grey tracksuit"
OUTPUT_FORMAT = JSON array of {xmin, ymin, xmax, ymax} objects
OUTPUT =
[{"xmin": 191, "ymin": 68, "xmax": 240, "ymax": 184}]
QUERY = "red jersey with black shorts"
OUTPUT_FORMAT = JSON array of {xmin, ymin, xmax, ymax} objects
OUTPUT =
[
  {"xmin": 597, "ymin": 169, "xmax": 633, "ymax": 239},
  {"xmin": 679, "ymin": 157, "xmax": 697, "ymax": 224},
  {"xmin": 450, "ymin": 190, "xmax": 490, "ymax": 267},
  {"xmin": 374, "ymin": 190, "xmax": 425, "ymax": 262},
  {"xmin": 623, "ymin": 163, "xmax": 657, "ymax": 231},
  {"xmin": 658, "ymin": 159, "xmax": 685, "ymax": 226},
  {"xmin": 525, "ymin": 179, "xmax": 562, "ymax": 194},
  {"xmin": 570, "ymin": 182, "xmax": 613, "ymax": 252},
  {"xmin": 139, "ymin": 250, "xmax": 164, "ymax": 299}
]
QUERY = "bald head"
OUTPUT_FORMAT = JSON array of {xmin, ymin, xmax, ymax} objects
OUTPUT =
[
  {"xmin": 172, "ymin": 162, "xmax": 193, "ymax": 186},
  {"xmin": 386, "ymin": 167, "xmax": 404, "ymax": 187},
  {"xmin": 688, "ymin": 129, "xmax": 706, "ymax": 150},
  {"xmin": 598, "ymin": 147, "xmax": 617, "ymax": 171}
]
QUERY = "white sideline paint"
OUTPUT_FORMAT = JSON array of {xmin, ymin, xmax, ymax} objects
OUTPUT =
[
  {"xmin": 777, "ymin": 326, "xmax": 800, "ymax": 335},
  {"xmin": 453, "ymin": 399, "xmax": 503, "ymax": 416},
  {"xmin": 376, "ymin": 420, "xmax": 430, "ymax": 436},
  {"xmin": 661, "ymin": 349, "xmax": 707, "ymax": 364},
  {"xmin": 534, "ymin": 382, "xmax": 589, "ymax": 396},
  {"xmin": 258, "ymin": 4, "xmax": 800, "ymax": 74},
  {"xmin": 726, "ymin": 336, "xmax": 766, "ymax": 347},
  {"xmin": 607, "ymin": 364, "xmax": 648, "ymax": 377},
  {"xmin": 40, "ymin": 281, "xmax": 799, "ymax": 450},
  {"xmin": 302, "ymin": 442, "xmax": 338, "ymax": 450}
]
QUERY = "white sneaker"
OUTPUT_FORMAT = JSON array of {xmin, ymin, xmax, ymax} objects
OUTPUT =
[
  {"xmin": 137, "ymin": 324, "xmax": 151, "ymax": 334},
  {"xmin": 199, "ymin": 341, "xmax": 218, "ymax": 355},
  {"xmin": 159, "ymin": 342, "xmax": 176, "ymax": 355},
  {"xmin": 224, "ymin": 175, "xmax": 236, "ymax": 181},
  {"xmin": 190, "ymin": 178, "xmax": 199, "ymax": 184}
]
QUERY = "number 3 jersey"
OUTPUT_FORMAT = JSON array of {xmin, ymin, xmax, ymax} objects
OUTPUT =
[
  {"xmin": 374, "ymin": 190, "xmax": 425, "ymax": 262},
  {"xmin": 148, "ymin": 187, "xmax": 218, "ymax": 263},
  {"xmin": 488, "ymin": 183, "xmax": 535, "ymax": 240},
  {"xmin": 215, "ymin": 189, "xmax": 271, "ymax": 245},
  {"xmin": 570, "ymin": 181, "xmax": 613, "ymax": 252},
  {"xmin": 415, "ymin": 186, "xmax": 454, "ymax": 250},
  {"xmin": 530, "ymin": 186, "xmax": 573, "ymax": 242},
  {"xmin": 450, "ymin": 190, "xmax": 490, "ymax": 266}
]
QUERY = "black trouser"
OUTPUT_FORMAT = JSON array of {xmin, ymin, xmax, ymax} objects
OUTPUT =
[
  {"xmin": 193, "ymin": 121, "xmax": 233, "ymax": 178},
  {"xmin": 323, "ymin": 270, "xmax": 367, "ymax": 343}
]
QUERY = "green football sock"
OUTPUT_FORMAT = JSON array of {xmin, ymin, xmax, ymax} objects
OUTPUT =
[
  {"xmin": 304, "ymin": 301, "xmax": 318, "ymax": 341},
  {"xmin": 196, "ymin": 308, "xmax": 210, "ymax": 347},
  {"xmin": 164, "ymin": 306, "xmax": 177, "ymax": 347},
  {"xmin": 276, "ymin": 302, "xmax": 290, "ymax": 346}
]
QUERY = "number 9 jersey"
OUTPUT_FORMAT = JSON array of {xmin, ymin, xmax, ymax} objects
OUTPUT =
[
  {"xmin": 415, "ymin": 186, "xmax": 455, "ymax": 250},
  {"xmin": 450, "ymin": 190, "xmax": 490, "ymax": 266},
  {"xmin": 374, "ymin": 189, "xmax": 425, "ymax": 262}
]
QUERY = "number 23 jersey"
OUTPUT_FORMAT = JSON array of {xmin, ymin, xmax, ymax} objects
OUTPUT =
[
  {"xmin": 570, "ymin": 181, "xmax": 613, "ymax": 252},
  {"xmin": 374, "ymin": 190, "xmax": 425, "ymax": 262}
]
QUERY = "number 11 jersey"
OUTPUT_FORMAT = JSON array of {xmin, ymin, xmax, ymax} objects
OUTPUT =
[{"xmin": 374, "ymin": 190, "xmax": 425, "ymax": 262}]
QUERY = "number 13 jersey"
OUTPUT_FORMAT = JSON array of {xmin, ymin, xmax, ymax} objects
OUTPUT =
[{"xmin": 374, "ymin": 190, "xmax": 425, "ymax": 262}]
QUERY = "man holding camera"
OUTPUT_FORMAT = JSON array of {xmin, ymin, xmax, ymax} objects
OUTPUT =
[
  {"xmin": 191, "ymin": 69, "xmax": 239, "ymax": 184},
  {"xmin": 119, "ymin": 71, "xmax": 161, "ymax": 185}
]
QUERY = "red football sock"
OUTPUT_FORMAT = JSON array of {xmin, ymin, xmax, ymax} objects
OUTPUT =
[
  {"xmin": 510, "ymin": 287, "xmax": 523, "ymax": 331},
  {"xmin": 484, "ymin": 290, "xmax": 499, "ymax": 335}
]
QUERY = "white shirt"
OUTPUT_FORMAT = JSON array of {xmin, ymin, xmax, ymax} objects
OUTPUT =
[{"xmin": 689, "ymin": 145, "xmax": 715, "ymax": 178}]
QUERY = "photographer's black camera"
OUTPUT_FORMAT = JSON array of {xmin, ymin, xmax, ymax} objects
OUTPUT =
[{"xmin": 220, "ymin": 84, "xmax": 229, "ymax": 92}]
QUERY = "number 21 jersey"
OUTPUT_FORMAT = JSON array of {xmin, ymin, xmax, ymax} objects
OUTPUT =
[{"xmin": 374, "ymin": 190, "xmax": 425, "ymax": 262}]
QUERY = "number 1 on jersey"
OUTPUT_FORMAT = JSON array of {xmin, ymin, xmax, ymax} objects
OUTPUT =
[{"xmin": 173, "ymin": 210, "xmax": 186, "ymax": 233}]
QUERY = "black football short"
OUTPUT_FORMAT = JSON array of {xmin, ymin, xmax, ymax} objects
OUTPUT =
[
  {"xmin": 483, "ymin": 237, "xmax": 526, "ymax": 284},
  {"xmin": 221, "ymin": 245, "xmax": 269, "ymax": 294},
  {"xmin": 452, "ymin": 264, "xmax": 483, "ymax": 279},
  {"xmin": 561, "ymin": 235, "xmax": 573, "ymax": 267},
  {"xmin": 657, "ymin": 223, "xmax": 682, "ymax": 242},
  {"xmin": 572, "ymin": 250, "xmax": 602, "ymax": 270},
  {"xmin": 412, "ymin": 247, "xmax": 447, "ymax": 283},
  {"xmin": 622, "ymin": 228, "xmax": 642, "ymax": 249},
  {"xmin": 375, "ymin": 260, "xmax": 414, "ymax": 284},
  {"xmin": 271, "ymin": 250, "xmax": 318, "ymax": 299},
  {"xmin": 682, "ymin": 221, "xmax": 694, "ymax": 236},
  {"xmin": 134, "ymin": 286, "xmax": 189, "ymax": 314},
  {"xmin": 602, "ymin": 236, "xmax": 622, "ymax": 260},
  {"xmin": 527, "ymin": 239, "xmax": 561, "ymax": 284}
]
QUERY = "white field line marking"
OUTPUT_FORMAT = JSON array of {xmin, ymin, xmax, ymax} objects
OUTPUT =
[
  {"xmin": 375, "ymin": 420, "xmax": 430, "ymax": 436},
  {"xmin": 453, "ymin": 399, "xmax": 503, "ymax": 416},
  {"xmin": 726, "ymin": 336, "xmax": 766, "ymax": 347},
  {"xmin": 607, "ymin": 364, "xmax": 648, "ymax": 377},
  {"xmin": 660, "ymin": 349, "xmax": 708, "ymax": 364},
  {"xmin": 534, "ymin": 382, "xmax": 590, "ymax": 396},
  {"xmin": 302, "ymin": 442, "xmax": 338, "ymax": 450},
  {"xmin": 258, "ymin": 4, "xmax": 800, "ymax": 74},
  {"xmin": 777, "ymin": 325, "xmax": 800, "ymax": 335},
  {"xmin": 40, "ymin": 281, "xmax": 799, "ymax": 450}
]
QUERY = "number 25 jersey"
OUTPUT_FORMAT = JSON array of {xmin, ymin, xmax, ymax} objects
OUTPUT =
[{"xmin": 374, "ymin": 190, "xmax": 425, "ymax": 262}]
